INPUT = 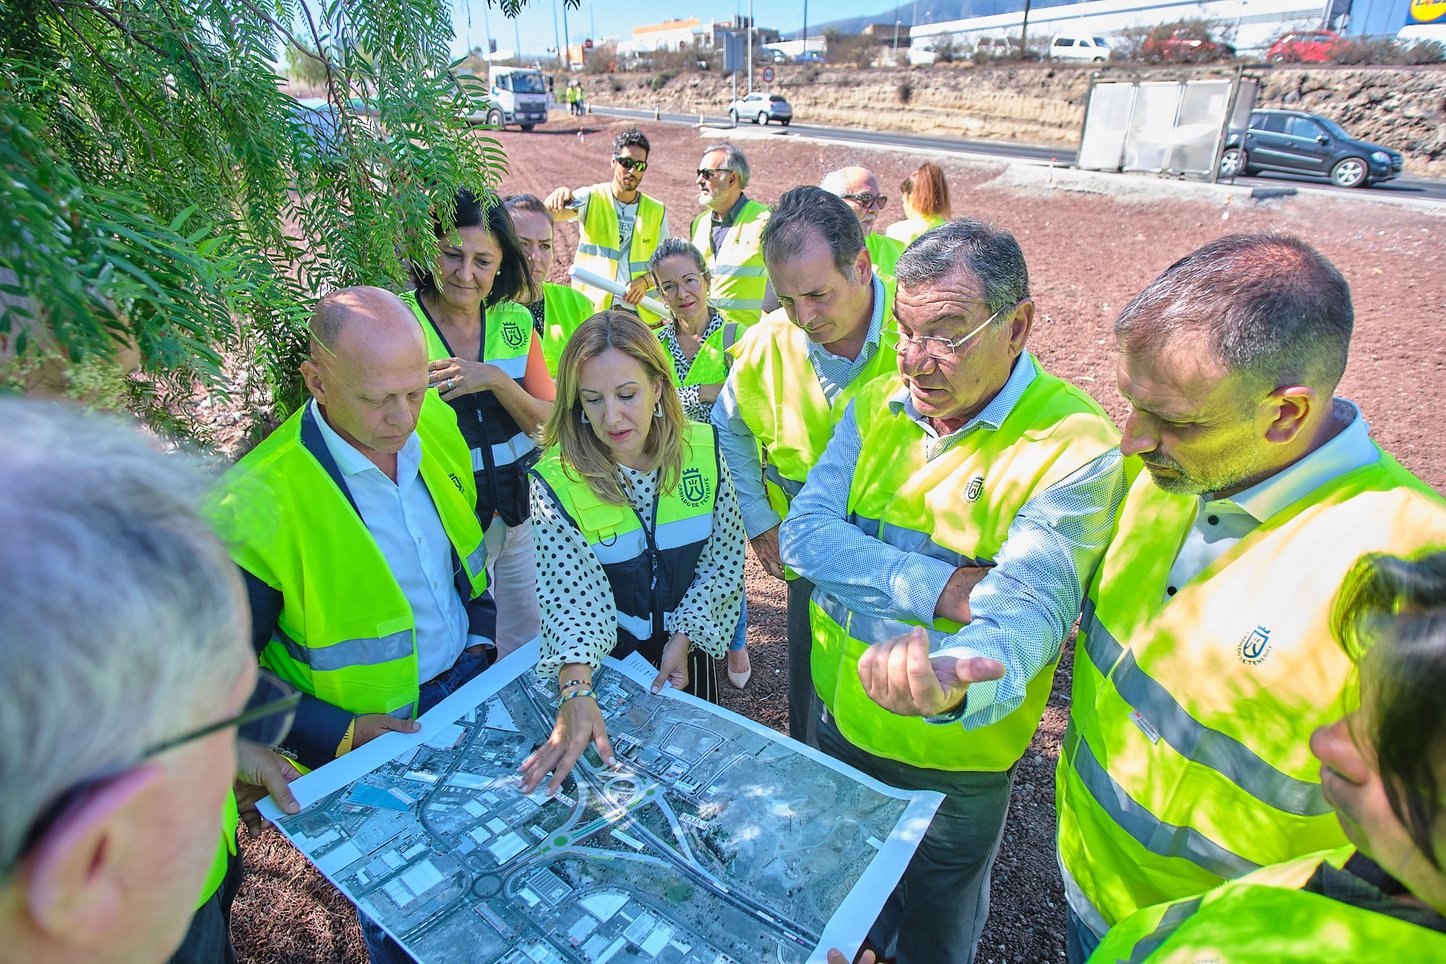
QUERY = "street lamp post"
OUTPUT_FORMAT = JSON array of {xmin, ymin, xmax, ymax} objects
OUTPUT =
[{"xmin": 894, "ymin": 19, "xmax": 901, "ymax": 52}]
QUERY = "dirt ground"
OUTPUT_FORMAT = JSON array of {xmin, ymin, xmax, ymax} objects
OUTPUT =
[{"xmin": 230, "ymin": 118, "xmax": 1446, "ymax": 963}]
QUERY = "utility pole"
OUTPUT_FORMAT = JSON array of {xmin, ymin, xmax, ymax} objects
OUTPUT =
[
  {"xmin": 802, "ymin": 0, "xmax": 808, "ymax": 56},
  {"xmin": 561, "ymin": 0, "xmax": 571, "ymax": 69},
  {"xmin": 551, "ymin": 0, "xmax": 563, "ymax": 69},
  {"xmin": 1020, "ymin": 0, "xmax": 1032, "ymax": 57},
  {"xmin": 894, "ymin": 20, "xmax": 901, "ymax": 52},
  {"xmin": 748, "ymin": 0, "xmax": 754, "ymax": 94}
]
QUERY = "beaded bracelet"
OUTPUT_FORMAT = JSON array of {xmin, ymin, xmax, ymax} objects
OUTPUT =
[
  {"xmin": 559, "ymin": 687, "xmax": 595, "ymax": 706},
  {"xmin": 558, "ymin": 677, "xmax": 588, "ymax": 692}
]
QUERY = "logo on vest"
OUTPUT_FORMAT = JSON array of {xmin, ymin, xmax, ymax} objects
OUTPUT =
[
  {"xmin": 501, "ymin": 318, "xmax": 526, "ymax": 350},
  {"xmin": 449, "ymin": 472, "xmax": 465, "ymax": 493},
  {"xmin": 1238, "ymin": 625, "xmax": 1272, "ymax": 665},
  {"xmin": 965, "ymin": 475, "xmax": 985, "ymax": 502},
  {"xmin": 679, "ymin": 467, "xmax": 711, "ymax": 507}
]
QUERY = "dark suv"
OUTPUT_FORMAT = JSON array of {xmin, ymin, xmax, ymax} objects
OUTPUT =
[{"xmin": 1219, "ymin": 109, "xmax": 1403, "ymax": 188}]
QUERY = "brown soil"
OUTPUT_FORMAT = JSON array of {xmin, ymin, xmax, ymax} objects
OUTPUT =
[{"xmin": 231, "ymin": 118, "xmax": 1446, "ymax": 963}]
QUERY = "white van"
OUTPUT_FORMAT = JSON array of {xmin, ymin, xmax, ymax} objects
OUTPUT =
[
  {"xmin": 908, "ymin": 41, "xmax": 938, "ymax": 66},
  {"xmin": 1049, "ymin": 34, "xmax": 1112, "ymax": 62}
]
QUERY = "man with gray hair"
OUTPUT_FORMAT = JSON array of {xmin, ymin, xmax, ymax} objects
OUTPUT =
[
  {"xmin": 821, "ymin": 165, "xmax": 905, "ymax": 278},
  {"xmin": 0, "ymin": 400, "xmax": 300, "ymax": 962},
  {"xmin": 690, "ymin": 142, "xmax": 773, "ymax": 325},
  {"xmin": 1052, "ymin": 234, "xmax": 1446, "ymax": 961},
  {"xmin": 712, "ymin": 185, "xmax": 899, "ymax": 747},
  {"xmin": 779, "ymin": 218, "xmax": 1124, "ymax": 963}
]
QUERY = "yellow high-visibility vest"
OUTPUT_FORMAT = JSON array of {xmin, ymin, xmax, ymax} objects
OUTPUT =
[{"xmin": 689, "ymin": 199, "xmax": 770, "ymax": 325}]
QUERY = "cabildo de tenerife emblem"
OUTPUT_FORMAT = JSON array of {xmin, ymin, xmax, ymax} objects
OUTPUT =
[
  {"xmin": 679, "ymin": 467, "xmax": 711, "ymax": 507},
  {"xmin": 501, "ymin": 317, "xmax": 526, "ymax": 350},
  {"xmin": 1237, "ymin": 625, "xmax": 1272, "ymax": 665},
  {"xmin": 965, "ymin": 474, "xmax": 985, "ymax": 502}
]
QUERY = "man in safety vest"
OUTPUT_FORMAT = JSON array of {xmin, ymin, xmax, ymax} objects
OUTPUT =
[
  {"xmin": 0, "ymin": 400, "xmax": 300, "ymax": 963},
  {"xmin": 821, "ymin": 165, "xmax": 905, "ymax": 279},
  {"xmin": 1050, "ymin": 235, "xmax": 1446, "ymax": 960},
  {"xmin": 690, "ymin": 143, "xmax": 772, "ymax": 325},
  {"xmin": 545, "ymin": 127, "xmax": 670, "ymax": 315},
  {"xmin": 505, "ymin": 193, "xmax": 595, "ymax": 376},
  {"xmin": 712, "ymin": 186, "xmax": 900, "ymax": 748},
  {"xmin": 779, "ymin": 219, "xmax": 1125, "ymax": 964},
  {"xmin": 1093, "ymin": 550, "xmax": 1446, "ymax": 962}
]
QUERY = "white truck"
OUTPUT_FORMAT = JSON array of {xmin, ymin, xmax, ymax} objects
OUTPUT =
[{"xmin": 484, "ymin": 66, "xmax": 549, "ymax": 131}]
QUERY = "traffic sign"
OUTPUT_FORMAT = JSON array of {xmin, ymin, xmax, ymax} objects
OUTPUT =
[{"xmin": 761, "ymin": 65, "xmax": 775, "ymax": 83}]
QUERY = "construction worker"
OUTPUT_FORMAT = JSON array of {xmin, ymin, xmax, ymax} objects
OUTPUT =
[
  {"xmin": 712, "ymin": 186, "xmax": 898, "ymax": 747},
  {"xmin": 690, "ymin": 143, "xmax": 772, "ymax": 325},
  {"xmin": 1091, "ymin": 550, "xmax": 1446, "ymax": 961},
  {"xmin": 545, "ymin": 127, "xmax": 670, "ymax": 319},
  {"xmin": 1050, "ymin": 235, "xmax": 1446, "ymax": 960},
  {"xmin": 505, "ymin": 193, "xmax": 595, "ymax": 376},
  {"xmin": 211, "ymin": 287, "xmax": 497, "ymax": 963},
  {"xmin": 779, "ymin": 218, "xmax": 1123, "ymax": 964},
  {"xmin": 821, "ymin": 165, "xmax": 905, "ymax": 279}
]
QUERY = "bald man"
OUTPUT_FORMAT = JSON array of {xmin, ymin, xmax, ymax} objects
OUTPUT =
[
  {"xmin": 822, "ymin": 166, "xmax": 905, "ymax": 278},
  {"xmin": 215, "ymin": 286, "xmax": 497, "ymax": 773}
]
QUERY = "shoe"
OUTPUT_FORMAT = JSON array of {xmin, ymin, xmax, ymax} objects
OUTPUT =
[{"xmin": 727, "ymin": 648, "xmax": 752, "ymax": 689}]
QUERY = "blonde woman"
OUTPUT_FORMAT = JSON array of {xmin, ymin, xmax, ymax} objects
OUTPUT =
[
  {"xmin": 521, "ymin": 311, "xmax": 746, "ymax": 794},
  {"xmin": 885, "ymin": 161, "xmax": 952, "ymax": 246}
]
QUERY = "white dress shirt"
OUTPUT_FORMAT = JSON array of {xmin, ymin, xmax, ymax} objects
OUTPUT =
[
  {"xmin": 312, "ymin": 401, "xmax": 471, "ymax": 682},
  {"xmin": 1164, "ymin": 399, "xmax": 1379, "ymax": 599}
]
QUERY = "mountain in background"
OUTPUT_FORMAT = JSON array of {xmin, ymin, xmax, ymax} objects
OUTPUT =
[{"xmin": 784, "ymin": 0, "xmax": 1082, "ymax": 38}]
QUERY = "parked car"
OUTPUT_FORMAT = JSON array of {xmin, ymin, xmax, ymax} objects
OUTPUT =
[
  {"xmin": 908, "ymin": 40, "xmax": 939, "ymax": 66},
  {"xmin": 728, "ymin": 92, "xmax": 793, "ymax": 126},
  {"xmin": 1265, "ymin": 30, "xmax": 1343, "ymax": 63},
  {"xmin": 1219, "ymin": 109, "xmax": 1403, "ymax": 188},
  {"xmin": 761, "ymin": 46, "xmax": 790, "ymax": 64},
  {"xmin": 794, "ymin": 50, "xmax": 827, "ymax": 64},
  {"xmin": 1142, "ymin": 25, "xmax": 1236, "ymax": 63},
  {"xmin": 1049, "ymin": 34, "xmax": 1112, "ymax": 62}
]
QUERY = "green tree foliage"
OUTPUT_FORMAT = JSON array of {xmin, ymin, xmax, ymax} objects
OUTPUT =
[{"xmin": 1, "ymin": 0, "xmax": 559, "ymax": 439}]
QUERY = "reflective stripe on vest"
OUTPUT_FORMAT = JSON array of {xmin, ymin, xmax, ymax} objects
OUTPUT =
[
  {"xmin": 1056, "ymin": 455, "xmax": 1446, "ymax": 928},
  {"xmin": 1093, "ymin": 846, "xmax": 1446, "ymax": 963},
  {"xmin": 690, "ymin": 201, "xmax": 770, "ymax": 325},
  {"xmin": 541, "ymin": 282, "xmax": 595, "ymax": 376},
  {"xmin": 727, "ymin": 278, "xmax": 898, "ymax": 521},
  {"xmin": 215, "ymin": 396, "xmax": 488, "ymax": 719},
  {"xmin": 573, "ymin": 185, "xmax": 666, "ymax": 311},
  {"xmin": 531, "ymin": 422, "xmax": 719, "ymax": 652},
  {"xmin": 810, "ymin": 364, "xmax": 1119, "ymax": 772},
  {"xmin": 473, "ymin": 429, "xmax": 537, "ymax": 473}
]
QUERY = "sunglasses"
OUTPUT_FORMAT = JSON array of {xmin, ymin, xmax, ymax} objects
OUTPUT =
[
  {"xmin": 696, "ymin": 168, "xmax": 732, "ymax": 180},
  {"xmin": 842, "ymin": 192, "xmax": 889, "ymax": 210},
  {"xmin": 613, "ymin": 156, "xmax": 648, "ymax": 172}
]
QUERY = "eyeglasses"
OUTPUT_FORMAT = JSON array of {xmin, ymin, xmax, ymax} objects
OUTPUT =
[
  {"xmin": 842, "ymin": 192, "xmax": 889, "ymax": 210},
  {"xmin": 696, "ymin": 168, "xmax": 732, "ymax": 180},
  {"xmin": 889, "ymin": 302, "xmax": 1016, "ymax": 362},
  {"xmin": 9, "ymin": 672, "xmax": 299, "ymax": 870},
  {"xmin": 613, "ymin": 156, "xmax": 648, "ymax": 172},
  {"xmin": 657, "ymin": 274, "xmax": 706, "ymax": 298}
]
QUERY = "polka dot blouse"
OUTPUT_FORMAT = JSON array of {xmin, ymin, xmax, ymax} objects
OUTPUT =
[{"xmin": 531, "ymin": 454, "xmax": 747, "ymax": 676}]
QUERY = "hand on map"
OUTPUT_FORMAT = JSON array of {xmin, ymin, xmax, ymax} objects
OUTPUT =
[
  {"xmin": 856, "ymin": 626, "xmax": 1005, "ymax": 717},
  {"xmin": 234, "ymin": 740, "xmax": 301, "ymax": 836},
  {"xmin": 827, "ymin": 948, "xmax": 877, "ymax": 964},
  {"xmin": 623, "ymin": 276, "xmax": 650, "ymax": 306},
  {"xmin": 520, "ymin": 694, "xmax": 616, "ymax": 795},
  {"xmin": 355, "ymin": 713, "xmax": 421, "ymax": 748},
  {"xmin": 652, "ymin": 634, "xmax": 691, "ymax": 694}
]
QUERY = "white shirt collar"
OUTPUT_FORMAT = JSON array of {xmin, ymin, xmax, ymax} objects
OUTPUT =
[
  {"xmin": 1210, "ymin": 398, "xmax": 1376, "ymax": 522},
  {"xmin": 310, "ymin": 399, "xmax": 422, "ymax": 482}
]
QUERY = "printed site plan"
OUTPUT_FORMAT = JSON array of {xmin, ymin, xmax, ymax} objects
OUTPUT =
[{"xmin": 259, "ymin": 645, "xmax": 943, "ymax": 963}]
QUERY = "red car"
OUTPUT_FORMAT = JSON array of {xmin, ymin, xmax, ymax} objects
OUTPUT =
[
  {"xmin": 1142, "ymin": 25, "xmax": 1236, "ymax": 63},
  {"xmin": 1265, "ymin": 30, "xmax": 1343, "ymax": 63}
]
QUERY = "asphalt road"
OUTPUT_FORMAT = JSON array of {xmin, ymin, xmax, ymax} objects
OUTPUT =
[{"xmin": 588, "ymin": 105, "xmax": 1446, "ymax": 203}]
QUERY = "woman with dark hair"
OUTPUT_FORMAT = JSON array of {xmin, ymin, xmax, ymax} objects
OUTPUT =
[
  {"xmin": 885, "ymin": 161, "xmax": 951, "ymax": 246},
  {"xmin": 402, "ymin": 188, "xmax": 555, "ymax": 658},
  {"xmin": 1092, "ymin": 549, "xmax": 1446, "ymax": 961},
  {"xmin": 519, "ymin": 311, "xmax": 746, "ymax": 795}
]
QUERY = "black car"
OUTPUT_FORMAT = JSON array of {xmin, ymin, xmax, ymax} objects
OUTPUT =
[{"xmin": 1219, "ymin": 109, "xmax": 1403, "ymax": 189}]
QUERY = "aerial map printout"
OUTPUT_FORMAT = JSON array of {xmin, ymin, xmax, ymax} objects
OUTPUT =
[{"xmin": 259, "ymin": 644, "xmax": 943, "ymax": 963}]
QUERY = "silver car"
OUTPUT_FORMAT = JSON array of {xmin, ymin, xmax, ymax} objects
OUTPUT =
[{"xmin": 728, "ymin": 92, "xmax": 792, "ymax": 127}]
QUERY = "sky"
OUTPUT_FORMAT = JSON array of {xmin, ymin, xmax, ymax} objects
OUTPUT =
[{"xmin": 446, "ymin": 0, "xmax": 904, "ymax": 59}]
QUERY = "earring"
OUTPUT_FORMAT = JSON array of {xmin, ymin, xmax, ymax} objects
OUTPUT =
[
  {"xmin": 580, "ymin": 410, "xmax": 590, "ymax": 424},
  {"xmin": 653, "ymin": 402, "xmax": 662, "ymax": 418}
]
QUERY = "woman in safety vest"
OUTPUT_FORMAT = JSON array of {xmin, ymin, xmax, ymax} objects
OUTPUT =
[
  {"xmin": 649, "ymin": 237, "xmax": 753, "ymax": 689},
  {"xmin": 405, "ymin": 189, "xmax": 556, "ymax": 656},
  {"xmin": 1093, "ymin": 550, "xmax": 1446, "ymax": 961},
  {"xmin": 884, "ymin": 161, "xmax": 951, "ymax": 246},
  {"xmin": 520, "ymin": 311, "xmax": 746, "ymax": 795}
]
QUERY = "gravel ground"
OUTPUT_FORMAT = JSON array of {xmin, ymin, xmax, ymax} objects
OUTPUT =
[{"xmin": 230, "ymin": 117, "xmax": 1446, "ymax": 964}]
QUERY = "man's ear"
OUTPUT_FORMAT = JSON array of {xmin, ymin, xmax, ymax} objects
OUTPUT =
[
  {"xmin": 24, "ymin": 766, "xmax": 163, "ymax": 948},
  {"xmin": 300, "ymin": 358, "xmax": 326, "ymax": 405},
  {"xmin": 1263, "ymin": 384, "xmax": 1317, "ymax": 445},
  {"xmin": 1006, "ymin": 299, "xmax": 1036, "ymax": 357}
]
